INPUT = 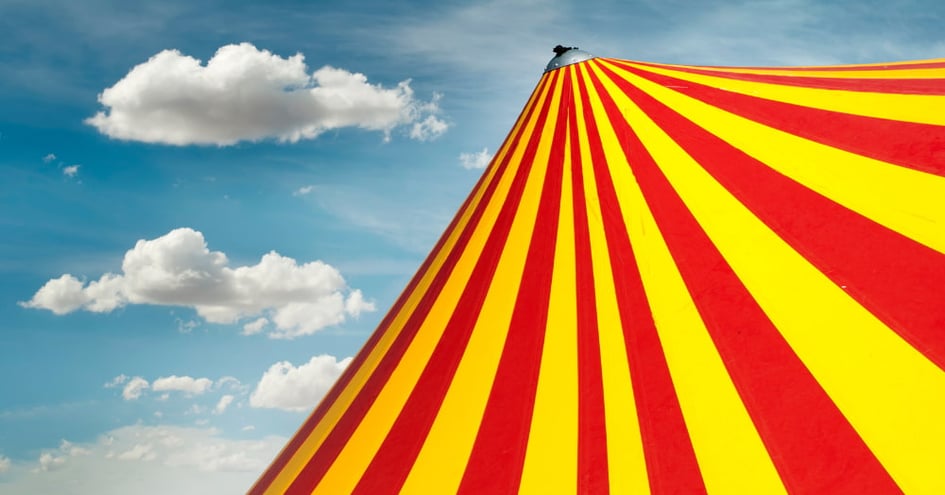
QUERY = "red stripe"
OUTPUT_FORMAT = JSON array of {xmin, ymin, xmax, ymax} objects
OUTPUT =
[
  {"xmin": 569, "ymin": 72, "xmax": 610, "ymax": 494},
  {"xmin": 581, "ymin": 66, "xmax": 708, "ymax": 495},
  {"xmin": 350, "ymin": 71, "xmax": 568, "ymax": 494},
  {"xmin": 455, "ymin": 73, "xmax": 572, "ymax": 494},
  {"xmin": 607, "ymin": 60, "xmax": 945, "ymax": 177},
  {"xmin": 282, "ymin": 73, "xmax": 560, "ymax": 494},
  {"xmin": 629, "ymin": 60, "xmax": 945, "ymax": 95},
  {"xmin": 593, "ymin": 60, "xmax": 904, "ymax": 494},
  {"xmin": 598, "ymin": 61, "xmax": 945, "ymax": 371}
]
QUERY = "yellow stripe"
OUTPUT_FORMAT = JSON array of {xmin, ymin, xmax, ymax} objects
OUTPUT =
[
  {"xmin": 599, "ymin": 63, "xmax": 945, "ymax": 493},
  {"xmin": 575, "ymin": 64, "xmax": 651, "ymax": 495},
  {"xmin": 599, "ymin": 59, "xmax": 945, "ymax": 256},
  {"xmin": 519, "ymin": 111, "xmax": 578, "ymax": 493},
  {"xmin": 312, "ymin": 75, "xmax": 566, "ymax": 495},
  {"xmin": 619, "ymin": 60, "xmax": 945, "ymax": 126},
  {"xmin": 261, "ymin": 73, "xmax": 555, "ymax": 494},
  {"xmin": 589, "ymin": 70, "xmax": 788, "ymax": 494}
]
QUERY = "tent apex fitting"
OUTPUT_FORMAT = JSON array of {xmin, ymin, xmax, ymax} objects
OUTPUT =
[{"xmin": 545, "ymin": 45, "xmax": 595, "ymax": 73}]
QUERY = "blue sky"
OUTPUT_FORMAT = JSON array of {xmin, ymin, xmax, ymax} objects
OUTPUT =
[{"xmin": 1, "ymin": 0, "xmax": 943, "ymax": 493}]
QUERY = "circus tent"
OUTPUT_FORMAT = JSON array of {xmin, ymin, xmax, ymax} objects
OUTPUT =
[{"xmin": 250, "ymin": 47, "xmax": 945, "ymax": 494}]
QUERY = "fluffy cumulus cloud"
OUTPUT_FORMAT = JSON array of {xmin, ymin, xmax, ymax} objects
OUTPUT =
[
  {"xmin": 459, "ymin": 147, "xmax": 493, "ymax": 170},
  {"xmin": 249, "ymin": 355, "xmax": 351, "ymax": 412},
  {"xmin": 62, "ymin": 165, "xmax": 80, "ymax": 177},
  {"xmin": 0, "ymin": 425, "xmax": 284, "ymax": 495},
  {"xmin": 20, "ymin": 228, "xmax": 374, "ymax": 338},
  {"xmin": 85, "ymin": 43, "xmax": 448, "ymax": 145}
]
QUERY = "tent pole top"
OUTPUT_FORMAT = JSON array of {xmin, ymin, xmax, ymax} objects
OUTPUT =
[{"xmin": 545, "ymin": 45, "xmax": 595, "ymax": 72}]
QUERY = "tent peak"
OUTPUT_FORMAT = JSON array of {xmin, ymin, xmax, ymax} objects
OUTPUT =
[{"xmin": 545, "ymin": 45, "xmax": 594, "ymax": 73}]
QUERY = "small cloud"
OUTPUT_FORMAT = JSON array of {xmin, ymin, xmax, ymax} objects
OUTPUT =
[
  {"xmin": 36, "ymin": 441, "xmax": 90, "ymax": 472},
  {"xmin": 240, "ymin": 425, "xmax": 255, "ymax": 432},
  {"xmin": 214, "ymin": 395, "xmax": 235, "ymax": 415},
  {"xmin": 176, "ymin": 318, "xmax": 199, "ymax": 334},
  {"xmin": 409, "ymin": 115, "xmax": 449, "ymax": 141},
  {"xmin": 43, "ymin": 153, "xmax": 56, "ymax": 163},
  {"xmin": 104, "ymin": 374, "xmax": 129, "ymax": 388},
  {"xmin": 63, "ymin": 165, "xmax": 80, "ymax": 178},
  {"xmin": 122, "ymin": 377, "xmax": 149, "ymax": 400},
  {"xmin": 459, "ymin": 147, "xmax": 492, "ymax": 170},
  {"xmin": 292, "ymin": 185, "xmax": 315, "ymax": 197},
  {"xmin": 241, "ymin": 317, "xmax": 268, "ymax": 336},
  {"xmin": 215, "ymin": 376, "xmax": 244, "ymax": 392},
  {"xmin": 249, "ymin": 354, "xmax": 351, "ymax": 412},
  {"xmin": 0, "ymin": 455, "xmax": 10, "ymax": 473},
  {"xmin": 152, "ymin": 376, "xmax": 213, "ymax": 396}
]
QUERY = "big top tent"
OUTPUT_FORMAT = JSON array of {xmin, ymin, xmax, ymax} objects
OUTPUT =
[{"xmin": 249, "ymin": 47, "xmax": 945, "ymax": 494}]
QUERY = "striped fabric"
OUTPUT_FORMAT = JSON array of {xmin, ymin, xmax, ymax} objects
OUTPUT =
[{"xmin": 249, "ymin": 57, "xmax": 945, "ymax": 494}]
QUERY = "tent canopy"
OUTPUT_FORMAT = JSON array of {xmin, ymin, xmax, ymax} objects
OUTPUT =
[{"xmin": 250, "ymin": 47, "xmax": 945, "ymax": 494}]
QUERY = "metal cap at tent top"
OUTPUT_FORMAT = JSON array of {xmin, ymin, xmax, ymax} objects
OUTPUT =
[{"xmin": 544, "ymin": 45, "xmax": 595, "ymax": 72}]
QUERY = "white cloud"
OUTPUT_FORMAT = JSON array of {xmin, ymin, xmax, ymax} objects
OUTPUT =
[
  {"xmin": 37, "ymin": 452, "xmax": 66, "ymax": 472},
  {"xmin": 116, "ymin": 443, "xmax": 156, "ymax": 461},
  {"xmin": 344, "ymin": 289, "xmax": 374, "ymax": 318},
  {"xmin": 241, "ymin": 317, "xmax": 268, "ymax": 336},
  {"xmin": 215, "ymin": 376, "xmax": 244, "ymax": 392},
  {"xmin": 122, "ymin": 377, "xmax": 149, "ymax": 400},
  {"xmin": 62, "ymin": 165, "xmax": 79, "ymax": 177},
  {"xmin": 21, "ymin": 228, "xmax": 374, "ymax": 338},
  {"xmin": 249, "ymin": 355, "xmax": 351, "ymax": 412},
  {"xmin": 42, "ymin": 153, "xmax": 56, "ymax": 163},
  {"xmin": 86, "ymin": 43, "xmax": 447, "ymax": 145},
  {"xmin": 104, "ymin": 374, "xmax": 129, "ymax": 388},
  {"xmin": 0, "ymin": 455, "xmax": 10, "ymax": 473},
  {"xmin": 0, "ymin": 425, "xmax": 285, "ymax": 495},
  {"xmin": 459, "ymin": 147, "xmax": 493, "ymax": 170},
  {"xmin": 292, "ymin": 185, "xmax": 315, "ymax": 196},
  {"xmin": 214, "ymin": 395, "xmax": 234, "ymax": 415},
  {"xmin": 21, "ymin": 274, "xmax": 88, "ymax": 315},
  {"xmin": 409, "ymin": 115, "xmax": 449, "ymax": 141},
  {"xmin": 152, "ymin": 376, "xmax": 213, "ymax": 396},
  {"xmin": 36, "ymin": 441, "xmax": 90, "ymax": 473}
]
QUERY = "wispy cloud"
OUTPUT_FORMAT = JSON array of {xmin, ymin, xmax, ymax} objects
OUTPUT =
[
  {"xmin": 292, "ymin": 185, "xmax": 315, "ymax": 196},
  {"xmin": 0, "ymin": 425, "xmax": 284, "ymax": 494}
]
